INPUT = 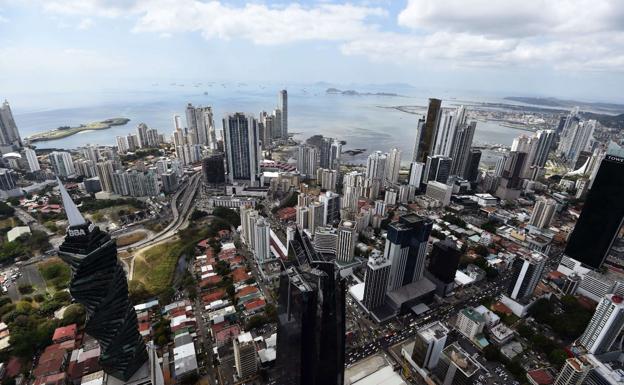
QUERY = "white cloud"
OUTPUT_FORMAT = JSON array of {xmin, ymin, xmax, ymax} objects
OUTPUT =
[
  {"xmin": 0, "ymin": 46, "xmax": 126, "ymax": 73},
  {"xmin": 77, "ymin": 17, "xmax": 94, "ymax": 30},
  {"xmin": 35, "ymin": 0, "xmax": 624, "ymax": 72}
]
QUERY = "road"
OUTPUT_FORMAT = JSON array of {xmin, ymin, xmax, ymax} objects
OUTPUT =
[
  {"xmin": 120, "ymin": 172, "xmax": 201, "ymax": 252},
  {"xmin": 120, "ymin": 173, "xmax": 201, "ymax": 279},
  {"xmin": 13, "ymin": 207, "xmax": 54, "ymax": 236},
  {"xmin": 345, "ymin": 272, "xmax": 512, "ymax": 367}
]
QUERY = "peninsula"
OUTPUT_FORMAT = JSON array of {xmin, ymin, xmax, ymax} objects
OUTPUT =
[{"xmin": 26, "ymin": 117, "xmax": 130, "ymax": 142}]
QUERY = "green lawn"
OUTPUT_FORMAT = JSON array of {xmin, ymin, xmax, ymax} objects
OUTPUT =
[
  {"xmin": 133, "ymin": 240, "xmax": 182, "ymax": 295},
  {"xmin": 38, "ymin": 258, "xmax": 71, "ymax": 292}
]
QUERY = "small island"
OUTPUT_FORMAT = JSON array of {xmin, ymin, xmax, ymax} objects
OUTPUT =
[
  {"xmin": 326, "ymin": 88, "xmax": 400, "ymax": 97},
  {"xmin": 27, "ymin": 117, "xmax": 131, "ymax": 142}
]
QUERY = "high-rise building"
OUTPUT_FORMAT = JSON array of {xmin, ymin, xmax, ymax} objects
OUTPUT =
[
  {"xmin": 0, "ymin": 169, "xmax": 16, "ymax": 191},
  {"xmin": 423, "ymin": 155, "xmax": 452, "ymax": 184},
  {"xmin": 317, "ymin": 168, "xmax": 337, "ymax": 191},
  {"xmin": 577, "ymin": 294, "xmax": 624, "ymax": 354},
  {"xmin": 558, "ymin": 118, "xmax": 595, "ymax": 167},
  {"xmin": 425, "ymin": 181, "xmax": 453, "ymax": 206},
  {"xmin": 308, "ymin": 201, "xmax": 325, "ymax": 233},
  {"xmin": 278, "ymin": 90, "xmax": 288, "ymax": 139},
  {"xmin": 276, "ymin": 262, "xmax": 345, "ymax": 385},
  {"xmin": 564, "ymin": 142, "xmax": 624, "ymax": 269},
  {"xmin": 465, "ymin": 148, "xmax": 481, "ymax": 183},
  {"xmin": 408, "ymin": 161, "xmax": 424, "ymax": 187},
  {"xmin": 532, "ymin": 129, "xmax": 556, "ymax": 168},
  {"xmin": 319, "ymin": 137, "xmax": 342, "ymax": 171},
  {"xmin": 413, "ymin": 98, "xmax": 442, "ymax": 163},
  {"xmin": 24, "ymin": 147, "xmax": 40, "ymax": 172},
  {"xmin": 273, "ymin": 109, "xmax": 282, "ymax": 140},
  {"xmin": 57, "ymin": 182, "xmax": 148, "ymax": 381},
  {"xmin": 529, "ymin": 197, "xmax": 557, "ymax": 229},
  {"xmin": 495, "ymin": 151, "xmax": 527, "ymax": 200},
  {"xmin": 363, "ymin": 251, "xmax": 391, "ymax": 311},
  {"xmin": 553, "ymin": 357, "xmax": 593, "ymax": 385},
  {"xmin": 336, "ymin": 220, "xmax": 357, "ymax": 264},
  {"xmin": 319, "ymin": 191, "xmax": 340, "ymax": 226},
  {"xmin": 433, "ymin": 343, "xmax": 479, "ymax": 385},
  {"xmin": 136, "ymin": 123, "xmax": 149, "ymax": 148},
  {"xmin": 386, "ymin": 147, "xmax": 402, "ymax": 184},
  {"xmin": 233, "ymin": 332, "xmax": 257, "ymax": 380},
  {"xmin": 449, "ymin": 121, "xmax": 477, "ymax": 177},
  {"xmin": 296, "ymin": 206, "xmax": 310, "ymax": 231},
  {"xmin": 223, "ymin": 113, "xmax": 261, "ymax": 185},
  {"xmin": 297, "ymin": 144, "xmax": 318, "ymax": 179},
  {"xmin": 385, "ymin": 214, "xmax": 432, "ymax": 291},
  {"xmin": 96, "ymin": 160, "xmax": 115, "ymax": 193},
  {"xmin": 0, "ymin": 100, "xmax": 21, "ymax": 150},
  {"xmin": 412, "ymin": 322, "xmax": 449, "ymax": 370},
  {"xmin": 259, "ymin": 111, "xmax": 274, "ymax": 149},
  {"xmin": 428, "ymin": 240, "xmax": 461, "ymax": 285},
  {"xmin": 254, "ymin": 217, "xmax": 271, "ymax": 263},
  {"xmin": 366, "ymin": 150, "xmax": 387, "ymax": 181},
  {"xmin": 49, "ymin": 151, "xmax": 76, "ymax": 178},
  {"xmin": 201, "ymin": 153, "xmax": 226, "ymax": 187},
  {"xmin": 313, "ymin": 227, "xmax": 338, "ymax": 256},
  {"xmin": 507, "ymin": 252, "xmax": 546, "ymax": 302}
]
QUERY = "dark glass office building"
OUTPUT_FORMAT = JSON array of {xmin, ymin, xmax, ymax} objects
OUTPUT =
[
  {"xmin": 413, "ymin": 98, "xmax": 442, "ymax": 163},
  {"xmin": 565, "ymin": 144, "xmax": 624, "ymax": 269},
  {"xmin": 402, "ymin": 214, "xmax": 433, "ymax": 285},
  {"xmin": 428, "ymin": 240, "xmax": 461, "ymax": 284},
  {"xmin": 201, "ymin": 152, "xmax": 226, "ymax": 186},
  {"xmin": 58, "ymin": 184, "xmax": 146, "ymax": 381},
  {"xmin": 275, "ymin": 262, "xmax": 345, "ymax": 385}
]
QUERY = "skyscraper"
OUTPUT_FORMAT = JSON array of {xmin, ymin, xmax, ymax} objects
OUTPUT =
[
  {"xmin": 336, "ymin": 220, "xmax": 356, "ymax": 263},
  {"xmin": 413, "ymin": 98, "xmax": 442, "ymax": 163},
  {"xmin": 297, "ymin": 144, "xmax": 318, "ymax": 179},
  {"xmin": 465, "ymin": 149, "xmax": 481, "ymax": 183},
  {"xmin": 553, "ymin": 357, "xmax": 593, "ymax": 385},
  {"xmin": 49, "ymin": 151, "xmax": 76, "ymax": 178},
  {"xmin": 57, "ymin": 181, "xmax": 147, "ymax": 381},
  {"xmin": 423, "ymin": 155, "xmax": 452, "ymax": 184},
  {"xmin": 363, "ymin": 251, "xmax": 391, "ymax": 311},
  {"xmin": 385, "ymin": 214, "xmax": 432, "ymax": 291},
  {"xmin": 201, "ymin": 153, "xmax": 226, "ymax": 187},
  {"xmin": 506, "ymin": 252, "xmax": 546, "ymax": 302},
  {"xmin": 578, "ymin": 294, "xmax": 624, "ymax": 354},
  {"xmin": 24, "ymin": 147, "xmax": 40, "ymax": 172},
  {"xmin": 433, "ymin": 105, "xmax": 465, "ymax": 158},
  {"xmin": 449, "ymin": 121, "xmax": 477, "ymax": 177},
  {"xmin": 408, "ymin": 161, "xmax": 425, "ymax": 187},
  {"xmin": 136, "ymin": 123, "xmax": 149, "ymax": 148},
  {"xmin": 319, "ymin": 191, "xmax": 340, "ymax": 226},
  {"xmin": 276, "ymin": 262, "xmax": 345, "ymax": 385},
  {"xmin": 564, "ymin": 142, "xmax": 624, "ymax": 269},
  {"xmin": 0, "ymin": 100, "xmax": 21, "ymax": 149},
  {"xmin": 278, "ymin": 90, "xmax": 288, "ymax": 139},
  {"xmin": 233, "ymin": 332, "xmax": 257, "ymax": 380},
  {"xmin": 411, "ymin": 322, "xmax": 449, "ymax": 370},
  {"xmin": 223, "ymin": 113, "xmax": 261, "ymax": 185},
  {"xmin": 529, "ymin": 197, "xmax": 557, "ymax": 229},
  {"xmin": 427, "ymin": 240, "xmax": 462, "ymax": 285},
  {"xmin": 532, "ymin": 129, "xmax": 556, "ymax": 168},
  {"xmin": 96, "ymin": 160, "xmax": 115, "ymax": 193},
  {"xmin": 253, "ymin": 217, "xmax": 270, "ymax": 263},
  {"xmin": 386, "ymin": 147, "xmax": 402, "ymax": 184}
]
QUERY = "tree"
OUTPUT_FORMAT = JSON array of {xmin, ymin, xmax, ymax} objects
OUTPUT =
[
  {"xmin": 0, "ymin": 201, "xmax": 15, "ymax": 217},
  {"xmin": 18, "ymin": 284, "xmax": 33, "ymax": 295},
  {"xmin": 483, "ymin": 345, "xmax": 501, "ymax": 361},
  {"xmin": 549, "ymin": 349, "xmax": 569, "ymax": 368},
  {"xmin": 61, "ymin": 304, "xmax": 86, "ymax": 326}
]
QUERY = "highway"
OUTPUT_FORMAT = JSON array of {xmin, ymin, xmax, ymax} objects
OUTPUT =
[{"xmin": 120, "ymin": 172, "xmax": 201, "ymax": 252}]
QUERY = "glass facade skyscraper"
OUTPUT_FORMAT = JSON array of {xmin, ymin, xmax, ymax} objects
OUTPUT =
[{"xmin": 565, "ymin": 142, "xmax": 624, "ymax": 269}]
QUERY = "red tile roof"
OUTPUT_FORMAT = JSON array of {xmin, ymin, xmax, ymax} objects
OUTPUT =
[
  {"xmin": 52, "ymin": 324, "xmax": 77, "ymax": 343},
  {"xmin": 199, "ymin": 275, "xmax": 222, "ymax": 288},
  {"xmin": 202, "ymin": 289, "xmax": 226, "ymax": 304},
  {"xmin": 232, "ymin": 267, "xmax": 250, "ymax": 283},
  {"xmin": 33, "ymin": 344, "xmax": 67, "ymax": 377},
  {"xmin": 244, "ymin": 298, "xmax": 266, "ymax": 311},
  {"xmin": 236, "ymin": 286, "xmax": 259, "ymax": 299},
  {"xmin": 527, "ymin": 369, "xmax": 555, "ymax": 385}
]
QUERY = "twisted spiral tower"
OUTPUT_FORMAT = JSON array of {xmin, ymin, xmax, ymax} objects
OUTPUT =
[{"xmin": 57, "ymin": 180, "xmax": 147, "ymax": 381}]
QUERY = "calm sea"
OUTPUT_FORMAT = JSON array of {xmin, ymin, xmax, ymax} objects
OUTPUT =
[{"xmin": 11, "ymin": 83, "xmax": 522, "ymax": 165}]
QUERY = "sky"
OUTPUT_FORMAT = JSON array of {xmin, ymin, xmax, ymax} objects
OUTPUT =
[{"xmin": 2, "ymin": 0, "xmax": 624, "ymax": 102}]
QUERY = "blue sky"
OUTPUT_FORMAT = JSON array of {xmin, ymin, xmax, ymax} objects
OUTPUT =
[{"xmin": 2, "ymin": 0, "xmax": 624, "ymax": 102}]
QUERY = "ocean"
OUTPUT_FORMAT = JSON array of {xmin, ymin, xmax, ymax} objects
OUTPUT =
[{"xmin": 11, "ymin": 83, "xmax": 522, "ymax": 165}]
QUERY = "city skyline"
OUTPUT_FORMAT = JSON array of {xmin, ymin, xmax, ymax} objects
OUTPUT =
[{"xmin": 3, "ymin": 1, "xmax": 624, "ymax": 101}]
